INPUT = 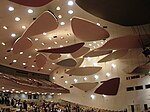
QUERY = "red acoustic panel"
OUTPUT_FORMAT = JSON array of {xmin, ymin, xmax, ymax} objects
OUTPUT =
[
  {"xmin": 38, "ymin": 43, "xmax": 84, "ymax": 53},
  {"xmin": 98, "ymin": 49, "xmax": 128, "ymax": 63},
  {"xmin": 49, "ymin": 53, "xmax": 61, "ymax": 60},
  {"xmin": 71, "ymin": 17, "xmax": 109, "ymax": 41},
  {"xmin": 84, "ymin": 49, "xmax": 112, "ymax": 57},
  {"xmin": 99, "ymin": 35, "xmax": 150, "ymax": 50},
  {"xmin": 9, "ymin": 0, "xmax": 53, "ymax": 7},
  {"xmin": 22, "ymin": 11, "xmax": 58, "ymax": 38},
  {"xmin": 76, "ymin": 0, "xmax": 150, "ymax": 26},
  {"xmin": 36, "ymin": 54, "xmax": 47, "ymax": 69},
  {"xmin": 94, "ymin": 77, "xmax": 120, "ymax": 95},
  {"xmin": 56, "ymin": 58, "xmax": 77, "ymax": 67},
  {"xmin": 13, "ymin": 37, "xmax": 32, "ymax": 54}
]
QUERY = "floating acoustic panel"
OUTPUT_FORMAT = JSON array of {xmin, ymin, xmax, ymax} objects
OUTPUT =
[
  {"xmin": 71, "ymin": 47, "xmax": 90, "ymax": 58},
  {"xmin": 65, "ymin": 67, "xmax": 102, "ymax": 76},
  {"xmin": 75, "ymin": 58, "xmax": 84, "ymax": 67},
  {"xmin": 56, "ymin": 58, "xmax": 77, "ymax": 67},
  {"xmin": 13, "ymin": 37, "xmax": 32, "ymax": 54},
  {"xmin": 71, "ymin": 17, "xmax": 109, "ymax": 41},
  {"xmin": 84, "ymin": 49, "xmax": 112, "ymax": 57},
  {"xmin": 38, "ymin": 43, "xmax": 84, "ymax": 53},
  {"xmin": 22, "ymin": 11, "xmax": 58, "ymax": 38},
  {"xmin": 94, "ymin": 77, "xmax": 120, "ymax": 95},
  {"xmin": 99, "ymin": 35, "xmax": 150, "ymax": 50},
  {"xmin": 76, "ymin": 0, "xmax": 150, "ymax": 26},
  {"xmin": 9, "ymin": 0, "xmax": 53, "ymax": 7},
  {"xmin": 72, "ymin": 82, "xmax": 98, "ymax": 92},
  {"xmin": 49, "ymin": 53, "xmax": 61, "ymax": 60},
  {"xmin": 98, "ymin": 49, "xmax": 128, "ymax": 63},
  {"xmin": 129, "ymin": 65, "xmax": 150, "ymax": 75},
  {"xmin": 36, "ymin": 54, "xmax": 47, "ymax": 68}
]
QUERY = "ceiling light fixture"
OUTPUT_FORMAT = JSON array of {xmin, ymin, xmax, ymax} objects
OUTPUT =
[
  {"xmin": 35, "ymin": 38, "xmax": 38, "ymax": 41},
  {"xmin": 56, "ymin": 6, "xmax": 61, "ymax": 10},
  {"xmin": 68, "ymin": 10, "xmax": 74, "ymax": 14},
  {"xmin": 96, "ymin": 23, "xmax": 101, "ymax": 26},
  {"xmin": 8, "ymin": 6, "xmax": 14, "ymax": 11},
  {"xmin": 20, "ymin": 52, "xmax": 23, "ymax": 54},
  {"xmin": 3, "ymin": 26, "xmax": 8, "ymax": 30},
  {"xmin": 22, "ymin": 26, "xmax": 26, "ymax": 29},
  {"xmin": 13, "ymin": 60, "xmax": 17, "ymax": 63},
  {"xmin": 28, "ymin": 55, "xmax": 32, "ymax": 58},
  {"xmin": 74, "ymin": 79, "xmax": 78, "ymax": 83},
  {"xmin": 60, "ymin": 22, "xmax": 65, "ymax": 26},
  {"xmin": 43, "ymin": 32, "xmax": 47, "ymax": 35},
  {"xmin": 84, "ymin": 77, "xmax": 87, "ymax": 80},
  {"xmin": 11, "ymin": 33, "xmax": 16, "ymax": 37},
  {"xmin": 65, "ymin": 81, "xmax": 68, "ymax": 84},
  {"xmin": 2, "ymin": 42, "xmax": 6, "ymax": 46},
  {"xmin": 23, "ymin": 63, "xmax": 26, "ymax": 65},
  {"xmin": 68, "ymin": 1, "xmax": 74, "ymax": 6},
  {"xmin": 58, "ymin": 15, "xmax": 62, "ymax": 18},
  {"xmin": 28, "ymin": 9, "xmax": 33, "ymax": 13},
  {"xmin": 94, "ymin": 75, "xmax": 99, "ymax": 80},
  {"xmin": 106, "ymin": 72, "xmax": 111, "ymax": 77},
  {"xmin": 15, "ymin": 17, "xmax": 21, "ymax": 21}
]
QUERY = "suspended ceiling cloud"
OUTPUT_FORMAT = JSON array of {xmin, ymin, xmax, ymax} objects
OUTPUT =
[
  {"xmin": 65, "ymin": 67, "xmax": 102, "ymax": 76},
  {"xmin": 84, "ymin": 49, "xmax": 112, "ymax": 57},
  {"xmin": 98, "ymin": 49, "xmax": 128, "ymax": 63},
  {"xmin": 36, "ymin": 54, "xmax": 47, "ymax": 69},
  {"xmin": 56, "ymin": 58, "xmax": 77, "ymax": 67},
  {"xmin": 72, "ymin": 82, "xmax": 98, "ymax": 92},
  {"xmin": 94, "ymin": 77, "xmax": 120, "ymax": 95},
  {"xmin": 71, "ymin": 17, "xmax": 109, "ymax": 41},
  {"xmin": 13, "ymin": 37, "xmax": 32, "ymax": 54},
  {"xmin": 38, "ymin": 43, "xmax": 85, "ymax": 53},
  {"xmin": 9, "ymin": 0, "xmax": 54, "ymax": 7},
  {"xmin": 99, "ymin": 35, "xmax": 150, "ymax": 50},
  {"xmin": 76, "ymin": 0, "xmax": 150, "ymax": 26}
]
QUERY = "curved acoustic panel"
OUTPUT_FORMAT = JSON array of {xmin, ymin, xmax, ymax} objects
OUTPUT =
[
  {"xmin": 129, "ymin": 65, "xmax": 150, "ymax": 75},
  {"xmin": 13, "ymin": 37, "xmax": 32, "ymax": 54},
  {"xmin": 94, "ymin": 77, "xmax": 120, "ymax": 95},
  {"xmin": 71, "ymin": 17, "xmax": 109, "ymax": 41},
  {"xmin": 76, "ymin": 0, "xmax": 150, "ymax": 26},
  {"xmin": 98, "ymin": 49, "xmax": 128, "ymax": 63},
  {"xmin": 56, "ymin": 58, "xmax": 77, "ymax": 67},
  {"xmin": 99, "ymin": 35, "xmax": 150, "ymax": 50},
  {"xmin": 84, "ymin": 49, "xmax": 112, "ymax": 57},
  {"xmin": 36, "ymin": 54, "xmax": 47, "ymax": 69},
  {"xmin": 71, "ymin": 47, "xmax": 90, "ymax": 58},
  {"xmin": 22, "ymin": 11, "xmax": 58, "ymax": 38},
  {"xmin": 38, "ymin": 43, "xmax": 84, "ymax": 53},
  {"xmin": 9, "ymin": 0, "xmax": 53, "ymax": 7},
  {"xmin": 49, "ymin": 53, "xmax": 61, "ymax": 60},
  {"xmin": 65, "ymin": 67, "xmax": 102, "ymax": 76},
  {"xmin": 72, "ymin": 82, "xmax": 98, "ymax": 92}
]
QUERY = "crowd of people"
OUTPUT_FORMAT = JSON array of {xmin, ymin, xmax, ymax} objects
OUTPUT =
[{"xmin": 0, "ymin": 96, "xmax": 124, "ymax": 112}]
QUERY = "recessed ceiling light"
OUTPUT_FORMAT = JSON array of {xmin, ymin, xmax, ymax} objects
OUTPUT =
[
  {"xmin": 54, "ymin": 41, "xmax": 58, "ymax": 44},
  {"xmin": 89, "ymin": 44, "xmax": 92, "ymax": 46},
  {"xmin": 60, "ymin": 45, "xmax": 63, "ymax": 47},
  {"xmin": 56, "ymin": 6, "xmax": 61, "ymax": 10},
  {"xmin": 2, "ymin": 42, "xmax": 6, "ymax": 46},
  {"xmin": 35, "ymin": 48, "xmax": 38, "ymax": 51},
  {"xmin": 49, "ymin": 38, "xmax": 52, "ymax": 40},
  {"xmin": 74, "ymin": 79, "xmax": 78, "ymax": 83},
  {"xmin": 58, "ymin": 15, "xmax": 62, "ymax": 19},
  {"xmin": 48, "ymin": 47, "xmax": 51, "ymax": 49},
  {"xmin": 35, "ymin": 38, "xmax": 38, "ymax": 41},
  {"xmin": 60, "ymin": 22, "xmax": 65, "ymax": 26},
  {"xmin": 10, "ymin": 48, "xmax": 13, "ymax": 51},
  {"xmin": 41, "ymin": 67, "xmax": 43, "ymax": 69},
  {"xmin": 60, "ymin": 37, "xmax": 64, "ymax": 39},
  {"xmin": 3, "ymin": 26, "xmax": 8, "ymax": 30},
  {"xmin": 111, "ymin": 63, "xmax": 116, "ymax": 68},
  {"xmin": 2, "ymin": 87, "xmax": 4, "ymax": 89},
  {"xmin": 65, "ymin": 81, "xmax": 68, "ymax": 84},
  {"xmin": 52, "ymin": 63, "xmax": 55, "ymax": 65},
  {"xmin": 96, "ymin": 23, "xmax": 101, "ymax": 26},
  {"xmin": 28, "ymin": 9, "xmax": 33, "ymax": 13},
  {"xmin": 23, "ymin": 63, "xmax": 26, "ymax": 65},
  {"xmin": 4, "ymin": 56, "xmax": 7, "ymax": 60},
  {"xmin": 43, "ymin": 32, "xmax": 47, "ymax": 35},
  {"xmin": 41, "ymin": 43, "xmax": 45, "ymax": 45},
  {"xmin": 106, "ymin": 72, "xmax": 111, "ymax": 77},
  {"xmin": 65, "ymin": 41, "xmax": 68, "ymax": 43},
  {"xmin": 28, "ymin": 55, "xmax": 32, "ymax": 58},
  {"xmin": 15, "ymin": 17, "xmax": 21, "ymax": 21},
  {"xmin": 94, "ymin": 75, "xmax": 99, "ymax": 80},
  {"xmin": 70, "ymin": 18, "xmax": 72, "ymax": 21},
  {"xmin": 52, "ymin": 77, "xmax": 55, "ymax": 80},
  {"xmin": 8, "ymin": 6, "xmax": 14, "ymax": 11},
  {"xmin": 90, "ymin": 94, "xmax": 95, "ymax": 99},
  {"xmin": 32, "ymin": 65, "xmax": 35, "ymax": 68},
  {"xmin": 68, "ymin": 1, "xmax": 74, "ymax": 6},
  {"xmin": 11, "ymin": 33, "xmax": 16, "ymax": 37},
  {"xmin": 13, "ymin": 60, "xmax": 17, "ymax": 63},
  {"xmin": 22, "ymin": 26, "xmax": 26, "ymax": 29},
  {"xmin": 49, "ymin": 68, "xmax": 51, "ymax": 71},
  {"xmin": 68, "ymin": 10, "xmax": 74, "ymax": 14},
  {"xmin": 84, "ymin": 77, "xmax": 87, "ymax": 80},
  {"xmin": 20, "ymin": 52, "xmax": 23, "ymax": 54}
]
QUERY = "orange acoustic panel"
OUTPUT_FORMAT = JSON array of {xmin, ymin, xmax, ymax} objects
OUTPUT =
[
  {"xmin": 94, "ymin": 77, "xmax": 120, "ymax": 95},
  {"xmin": 36, "ymin": 54, "xmax": 47, "ymax": 69},
  {"xmin": 65, "ymin": 67, "xmax": 102, "ymax": 76},
  {"xmin": 49, "ymin": 53, "xmax": 61, "ymax": 60},
  {"xmin": 71, "ymin": 17, "xmax": 109, "ymax": 41},
  {"xmin": 72, "ymin": 82, "xmax": 98, "ymax": 92},
  {"xmin": 9, "ymin": 0, "xmax": 53, "ymax": 7},
  {"xmin": 76, "ymin": 0, "xmax": 150, "ymax": 26},
  {"xmin": 38, "ymin": 43, "xmax": 84, "ymax": 53},
  {"xmin": 84, "ymin": 49, "xmax": 112, "ymax": 57},
  {"xmin": 99, "ymin": 35, "xmax": 150, "ymax": 50},
  {"xmin": 71, "ymin": 47, "xmax": 90, "ymax": 58},
  {"xmin": 56, "ymin": 58, "xmax": 77, "ymax": 67},
  {"xmin": 98, "ymin": 49, "xmax": 128, "ymax": 63},
  {"xmin": 13, "ymin": 37, "xmax": 32, "ymax": 54},
  {"xmin": 22, "ymin": 11, "xmax": 58, "ymax": 38}
]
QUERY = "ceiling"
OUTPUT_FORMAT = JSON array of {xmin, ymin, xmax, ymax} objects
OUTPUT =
[{"xmin": 0, "ymin": 0, "xmax": 150, "ymax": 84}]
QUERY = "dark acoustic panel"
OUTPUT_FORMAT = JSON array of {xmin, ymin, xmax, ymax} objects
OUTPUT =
[
  {"xmin": 9, "ymin": 0, "xmax": 53, "ymax": 7},
  {"xmin": 130, "ymin": 65, "xmax": 150, "ymax": 75},
  {"xmin": 56, "ymin": 58, "xmax": 77, "ymax": 67},
  {"xmin": 38, "ymin": 43, "xmax": 84, "ymax": 53},
  {"xmin": 94, "ymin": 77, "xmax": 120, "ymax": 95},
  {"xmin": 76, "ymin": 0, "xmax": 150, "ymax": 26}
]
